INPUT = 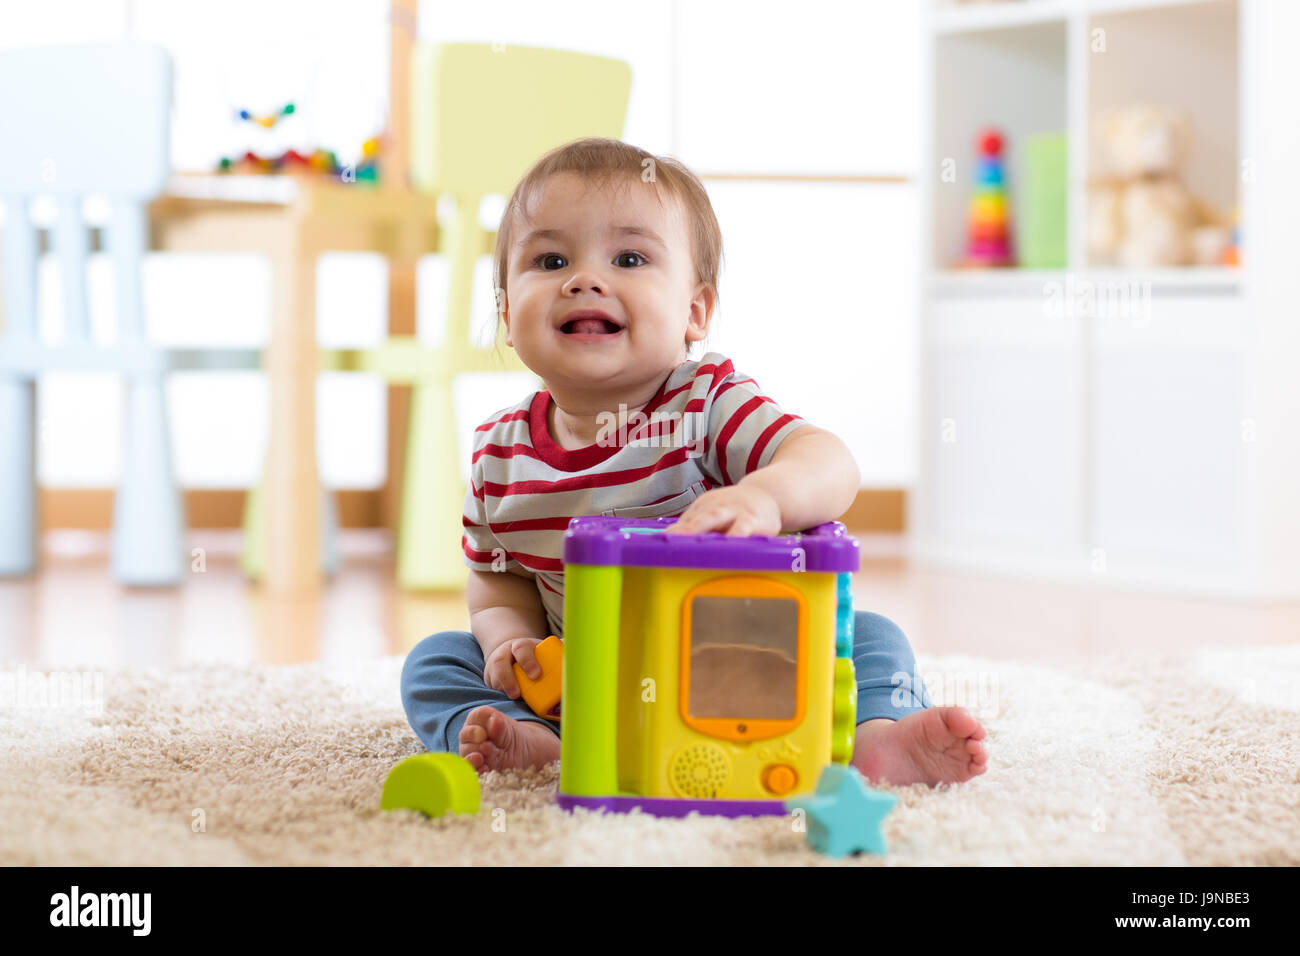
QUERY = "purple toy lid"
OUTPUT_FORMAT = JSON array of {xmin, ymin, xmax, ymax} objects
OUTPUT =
[{"xmin": 562, "ymin": 516, "xmax": 859, "ymax": 573}]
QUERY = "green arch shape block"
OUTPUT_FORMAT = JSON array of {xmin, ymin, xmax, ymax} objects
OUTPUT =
[{"xmin": 381, "ymin": 753, "xmax": 481, "ymax": 817}]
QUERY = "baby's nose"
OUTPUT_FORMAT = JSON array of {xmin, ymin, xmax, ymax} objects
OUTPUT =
[{"xmin": 564, "ymin": 273, "xmax": 605, "ymax": 295}]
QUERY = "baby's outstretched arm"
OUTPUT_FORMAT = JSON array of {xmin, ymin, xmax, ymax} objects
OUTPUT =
[{"xmin": 668, "ymin": 426, "xmax": 860, "ymax": 536}]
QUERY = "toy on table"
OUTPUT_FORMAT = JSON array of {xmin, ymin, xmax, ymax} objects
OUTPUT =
[
  {"xmin": 214, "ymin": 98, "xmax": 382, "ymax": 183},
  {"xmin": 218, "ymin": 147, "xmax": 341, "ymax": 175},
  {"xmin": 381, "ymin": 753, "xmax": 481, "ymax": 817},
  {"xmin": 556, "ymin": 516, "xmax": 884, "ymax": 841},
  {"xmin": 353, "ymin": 135, "xmax": 382, "ymax": 183},
  {"xmin": 961, "ymin": 127, "xmax": 1016, "ymax": 267},
  {"xmin": 786, "ymin": 763, "xmax": 897, "ymax": 857},
  {"xmin": 238, "ymin": 101, "xmax": 296, "ymax": 129},
  {"xmin": 512, "ymin": 633, "xmax": 563, "ymax": 721}
]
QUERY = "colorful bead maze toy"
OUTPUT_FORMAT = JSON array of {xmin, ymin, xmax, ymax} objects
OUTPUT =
[
  {"xmin": 555, "ymin": 516, "xmax": 880, "ymax": 828},
  {"xmin": 963, "ymin": 127, "xmax": 1016, "ymax": 267},
  {"xmin": 215, "ymin": 100, "xmax": 382, "ymax": 183}
]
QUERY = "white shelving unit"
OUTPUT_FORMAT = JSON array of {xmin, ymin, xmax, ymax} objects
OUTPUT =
[{"xmin": 912, "ymin": 0, "xmax": 1300, "ymax": 600}]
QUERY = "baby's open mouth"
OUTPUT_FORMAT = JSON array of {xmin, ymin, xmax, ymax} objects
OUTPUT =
[{"xmin": 561, "ymin": 317, "xmax": 623, "ymax": 334}]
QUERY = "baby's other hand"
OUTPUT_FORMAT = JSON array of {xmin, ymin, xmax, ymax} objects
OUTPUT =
[
  {"xmin": 666, "ymin": 484, "xmax": 781, "ymax": 538},
  {"xmin": 484, "ymin": 637, "xmax": 544, "ymax": 699}
]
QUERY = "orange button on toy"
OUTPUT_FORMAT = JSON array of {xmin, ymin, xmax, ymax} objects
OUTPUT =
[{"xmin": 762, "ymin": 763, "xmax": 799, "ymax": 796}]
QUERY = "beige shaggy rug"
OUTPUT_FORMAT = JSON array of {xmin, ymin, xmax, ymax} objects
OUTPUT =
[{"xmin": 3, "ymin": 646, "xmax": 1298, "ymax": 866}]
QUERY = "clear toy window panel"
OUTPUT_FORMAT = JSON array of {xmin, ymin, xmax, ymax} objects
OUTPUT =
[{"xmin": 681, "ymin": 577, "xmax": 808, "ymax": 741}]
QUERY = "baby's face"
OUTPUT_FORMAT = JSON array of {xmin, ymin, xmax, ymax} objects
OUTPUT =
[{"xmin": 502, "ymin": 171, "xmax": 712, "ymax": 395}]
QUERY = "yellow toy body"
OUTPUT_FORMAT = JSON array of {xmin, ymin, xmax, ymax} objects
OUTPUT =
[
  {"xmin": 616, "ymin": 568, "xmax": 835, "ymax": 801},
  {"xmin": 558, "ymin": 518, "xmax": 860, "ymax": 817}
]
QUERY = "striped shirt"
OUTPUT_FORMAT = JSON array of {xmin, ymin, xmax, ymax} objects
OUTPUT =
[{"xmin": 461, "ymin": 351, "xmax": 808, "ymax": 637}]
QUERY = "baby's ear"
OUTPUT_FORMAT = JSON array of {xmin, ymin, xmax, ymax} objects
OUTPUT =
[
  {"xmin": 499, "ymin": 305, "xmax": 513, "ymax": 347},
  {"xmin": 687, "ymin": 284, "xmax": 715, "ymax": 339}
]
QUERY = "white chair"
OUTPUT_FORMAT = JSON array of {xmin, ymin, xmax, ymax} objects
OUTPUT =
[{"xmin": 0, "ymin": 44, "xmax": 185, "ymax": 583}]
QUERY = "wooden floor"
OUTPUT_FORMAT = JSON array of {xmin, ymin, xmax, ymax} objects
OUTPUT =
[{"xmin": 3, "ymin": 529, "xmax": 1297, "ymax": 670}]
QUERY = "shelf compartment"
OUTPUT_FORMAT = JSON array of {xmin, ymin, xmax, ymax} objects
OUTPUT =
[
  {"xmin": 933, "ymin": 20, "xmax": 1068, "ymax": 271},
  {"xmin": 1085, "ymin": 0, "xmax": 1239, "ymax": 268}
]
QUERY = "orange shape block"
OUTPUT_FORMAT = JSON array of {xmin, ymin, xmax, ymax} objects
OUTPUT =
[{"xmin": 513, "ymin": 634, "xmax": 563, "ymax": 721}]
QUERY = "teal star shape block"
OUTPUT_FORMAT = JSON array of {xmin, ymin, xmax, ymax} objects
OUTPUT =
[{"xmin": 785, "ymin": 764, "xmax": 897, "ymax": 858}]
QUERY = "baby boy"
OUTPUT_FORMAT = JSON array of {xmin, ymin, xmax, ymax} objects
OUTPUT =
[{"xmin": 400, "ymin": 138, "xmax": 988, "ymax": 788}]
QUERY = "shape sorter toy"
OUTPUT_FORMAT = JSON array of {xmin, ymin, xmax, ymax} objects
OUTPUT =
[{"xmin": 556, "ymin": 516, "xmax": 861, "ymax": 817}]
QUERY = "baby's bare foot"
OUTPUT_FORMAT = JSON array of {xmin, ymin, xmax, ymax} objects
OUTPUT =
[
  {"xmin": 458, "ymin": 705, "xmax": 561, "ymax": 772},
  {"xmin": 851, "ymin": 707, "xmax": 989, "ymax": 787}
]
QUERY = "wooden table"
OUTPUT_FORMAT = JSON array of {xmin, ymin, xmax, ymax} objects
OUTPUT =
[{"xmin": 149, "ymin": 174, "xmax": 448, "ymax": 594}]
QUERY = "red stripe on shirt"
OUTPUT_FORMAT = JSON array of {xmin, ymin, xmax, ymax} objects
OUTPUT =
[
  {"xmin": 465, "ymin": 535, "xmax": 562, "ymax": 573},
  {"xmin": 490, "ymin": 516, "xmax": 575, "ymax": 533},
  {"xmin": 639, "ymin": 380, "xmax": 693, "ymax": 417},
  {"xmin": 462, "ymin": 536, "xmax": 499, "ymax": 563},
  {"xmin": 715, "ymin": 378, "xmax": 759, "ymax": 398},
  {"xmin": 482, "ymin": 445, "xmax": 696, "ymax": 498},
  {"xmin": 714, "ymin": 395, "xmax": 766, "ymax": 484},
  {"xmin": 745, "ymin": 413, "xmax": 802, "ymax": 474},
  {"xmin": 624, "ymin": 397, "xmax": 707, "ymax": 444},
  {"xmin": 706, "ymin": 359, "xmax": 736, "ymax": 390},
  {"xmin": 475, "ymin": 409, "xmax": 529, "ymax": 432},
  {"xmin": 638, "ymin": 361, "xmax": 731, "ymax": 418},
  {"xmin": 472, "ymin": 442, "xmax": 546, "ymax": 465},
  {"xmin": 627, "ymin": 416, "xmax": 681, "ymax": 443},
  {"xmin": 624, "ymin": 374, "xmax": 746, "ymax": 443},
  {"xmin": 511, "ymin": 552, "xmax": 564, "ymax": 572},
  {"xmin": 537, "ymin": 576, "xmax": 562, "ymax": 595}
]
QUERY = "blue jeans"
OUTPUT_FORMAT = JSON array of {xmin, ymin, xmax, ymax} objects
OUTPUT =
[{"xmin": 400, "ymin": 609, "xmax": 932, "ymax": 753}]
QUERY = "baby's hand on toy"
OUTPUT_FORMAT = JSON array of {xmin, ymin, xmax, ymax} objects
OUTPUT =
[
  {"xmin": 666, "ymin": 484, "xmax": 782, "ymax": 538},
  {"xmin": 484, "ymin": 637, "xmax": 544, "ymax": 700}
]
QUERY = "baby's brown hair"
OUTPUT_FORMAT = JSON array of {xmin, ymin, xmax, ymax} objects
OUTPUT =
[{"xmin": 491, "ymin": 137, "xmax": 723, "ymax": 352}]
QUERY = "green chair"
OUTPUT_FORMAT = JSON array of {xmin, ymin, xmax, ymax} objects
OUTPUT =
[
  {"xmin": 240, "ymin": 43, "xmax": 632, "ymax": 589},
  {"xmin": 387, "ymin": 43, "xmax": 632, "ymax": 589}
]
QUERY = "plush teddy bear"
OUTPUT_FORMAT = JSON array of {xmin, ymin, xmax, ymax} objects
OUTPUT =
[{"xmin": 1087, "ymin": 105, "xmax": 1230, "ymax": 268}]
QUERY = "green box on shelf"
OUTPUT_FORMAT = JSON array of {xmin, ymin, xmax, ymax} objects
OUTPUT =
[{"xmin": 1020, "ymin": 133, "xmax": 1067, "ymax": 269}]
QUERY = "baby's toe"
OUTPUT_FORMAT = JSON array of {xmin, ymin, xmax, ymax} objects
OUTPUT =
[
  {"xmin": 483, "ymin": 711, "xmax": 505, "ymax": 739},
  {"xmin": 940, "ymin": 706, "xmax": 981, "ymax": 739}
]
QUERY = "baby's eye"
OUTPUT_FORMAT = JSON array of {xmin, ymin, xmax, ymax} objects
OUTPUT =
[
  {"xmin": 616, "ymin": 251, "xmax": 647, "ymax": 268},
  {"xmin": 535, "ymin": 253, "xmax": 567, "ymax": 270}
]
